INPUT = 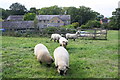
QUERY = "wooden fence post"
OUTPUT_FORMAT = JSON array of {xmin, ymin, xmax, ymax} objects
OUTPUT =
[
  {"xmin": 105, "ymin": 29, "xmax": 107, "ymax": 40},
  {"xmin": 93, "ymin": 29, "xmax": 96, "ymax": 39}
]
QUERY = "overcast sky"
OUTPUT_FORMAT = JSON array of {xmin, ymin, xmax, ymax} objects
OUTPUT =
[{"xmin": 0, "ymin": 0, "xmax": 119, "ymax": 17}]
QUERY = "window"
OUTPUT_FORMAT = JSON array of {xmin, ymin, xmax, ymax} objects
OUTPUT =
[
  {"xmin": 47, "ymin": 20, "xmax": 49, "ymax": 22},
  {"xmin": 39, "ymin": 20, "xmax": 41, "ymax": 22},
  {"xmin": 44, "ymin": 20, "xmax": 46, "ymax": 23},
  {"xmin": 58, "ymin": 21, "xmax": 60, "ymax": 23}
]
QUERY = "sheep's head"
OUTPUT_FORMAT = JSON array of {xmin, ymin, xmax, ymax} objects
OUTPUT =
[
  {"xmin": 51, "ymin": 58, "xmax": 54, "ymax": 63},
  {"xmin": 49, "ymin": 56, "xmax": 54, "ymax": 64},
  {"xmin": 76, "ymin": 31, "xmax": 80, "ymax": 36},
  {"xmin": 56, "ymin": 64, "xmax": 69, "ymax": 75},
  {"xmin": 62, "ymin": 41, "xmax": 68, "ymax": 48},
  {"xmin": 45, "ymin": 55, "xmax": 54, "ymax": 66}
]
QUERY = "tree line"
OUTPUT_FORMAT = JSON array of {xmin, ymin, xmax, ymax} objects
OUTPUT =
[{"xmin": 0, "ymin": 2, "xmax": 119, "ymax": 30}]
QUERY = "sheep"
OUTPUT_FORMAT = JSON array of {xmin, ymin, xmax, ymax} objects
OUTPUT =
[
  {"xmin": 50, "ymin": 34, "xmax": 62, "ymax": 43},
  {"xmin": 66, "ymin": 32, "xmax": 79, "ymax": 41},
  {"xmin": 34, "ymin": 43, "xmax": 54, "ymax": 66},
  {"xmin": 54, "ymin": 46, "xmax": 69, "ymax": 75},
  {"xmin": 59, "ymin": 37, "xmax": 68, "ymax": 48},
  {"xmin": 96, "ymin": 30, "xmax": 107, "ymax": 36},
  {"xmin": 97, "ymin": 30, "xmax": 106, "ymax": 34}
]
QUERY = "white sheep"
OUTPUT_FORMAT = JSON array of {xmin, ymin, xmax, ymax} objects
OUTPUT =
[
  {"xmin": 66, "ymin": 32, "xmax": 79, "ymax": 41},
  {"xmin": 34, "ymin": 43, "xmax": 54, "ymax": 66},
  {"xmin": 59, "ymin": 37, "xmax": 68, "ymax": 48},
  {"xmin": 50, "ymin": 34, "xmax": 62, "ymax": 42},
  {"xmin": 97, "ymin": 30, "xmax": 106, "ymax": 34},
  {"xmin": 54, "ymin": 46, "xmax": 69, "ymax": 75},
  {"xmin": 96, "ymin": 30, "xmax": 107, "ymax": 36}
]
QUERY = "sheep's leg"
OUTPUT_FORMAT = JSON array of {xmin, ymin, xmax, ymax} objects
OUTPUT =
[
  {"xmin": 57, "ymin": 40, "xmax": 59, "ymax": 43},
  {"xmin": 54, "ymin": 39, "xmax": 56, "ymax": 42},
  {"xmin": 55, "ymin": 65, "xmax": 58, "ymax": 68},
  {"xmin": 64, "ymin": 46, "xmax": 66, "ymax": 49},
  {"xmin": 50, "ymin": 38, "xmax": 52, "ymax": 41},
  {"xmin": 35, "ymin": 55, "xmax": 37, "ymax": 59},
  {"xmin": 39, "ymin": 61, "xmax": 42, "ymax": 64},
  {"xmin": 64, "ymin": 71, "xmax": 67, "ymax": 76},
  {"xmin": 73, "ymin": 39, "xmax": 75, "ymax": 41},
  {"xmin": 47, "ymin": 64, "xmax": 51, "ymax": 67}
]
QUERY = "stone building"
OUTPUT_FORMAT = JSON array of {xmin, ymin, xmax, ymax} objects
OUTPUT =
[
  {"xmin": 7, "ymin": 15, "xmax": 24, "ymax": 21},
  {"xmin": 1, "ymin": 15, "xmax": 71, "ymax": 29},
  {"xmin": 2, "ymin": 15, "xmax": 34, "ymax": 29},
  {"xmin": 36, "ymin": 15, "xmax": 71, "ymax": 28}
]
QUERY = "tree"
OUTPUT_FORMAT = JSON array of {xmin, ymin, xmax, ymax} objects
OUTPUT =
[
  {"xmin": 107, "ymin": 8, "xmax": 120, "ymax": 30},
  {"xmin": 96, "ymin": 15, "xmax": 104, "ymax": 21},
  {"xmin": 114, "ymin": 8, "xmax": 120, "ymax": 29},
  {"xmin": 29, "ymin": 7, "xmax": 37, "ymax": 14},
  {"xmin": 77, "ymin": 6, "xmax": 99, "ymax": 25},
  {"xmin": 0, "ymin": 8, "xmax": 6, "ymax": 19},
  {"xmin": 63, "ymin": 7, "xmax": 79, "ymax": 23},
  {"xmin": 0, "ymin": 8, "xmax": 10, "ymax": 19},
  {"xmin": 34, "ymin": 16, "xmax": 38, "ymax": 29},
  {"xmin": 24, "ymin": 13, "xmax": 36, "ymax": 21},
  {"xmin": 63, "ymin": 6, "xmax": 100, "ymax": 25},
  {"xmin": 72, "ymin": 22, "xmax": 79, "ymax": 29},
  {"xmin": 38, "ymin": 5, "xmax": 64, "ymax": 15},
  {"xmin": 9, "ymin": 2, "xmax": 27, "ymax": 15},
  {"xmin": 80, "ymin": 20, "xmax": 101, "ymax": 29}
]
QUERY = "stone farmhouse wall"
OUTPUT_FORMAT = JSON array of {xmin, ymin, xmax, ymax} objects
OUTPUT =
[{"xmin": 1, "ymin": 21, "xmax": 34, "ymax": 29}]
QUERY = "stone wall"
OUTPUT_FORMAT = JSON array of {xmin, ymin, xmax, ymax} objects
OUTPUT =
[{"xmin": 1, "ymin": 21, "xmax": 34, "ymax": 29}]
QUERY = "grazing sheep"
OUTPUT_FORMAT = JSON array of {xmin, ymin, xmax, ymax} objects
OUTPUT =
[
  {"xmin": 34, "ymin": 43, "xmax": 54, "ymax": 66},
  {"xmin": 97, "ymin": 30, "xmax": 106, "ymax": 34},
  {"xmin": 59, "ymin": 37, "xmax": 68, "ymax": 48},
  {"xmin": 66, "ymin": 32, "xmax": 79, "ymax": 41},
  {"xmin": 54, "ymin": 46, "xmax": 69, "ymax": 75},
  {"xmin": 50, "ymin": 34, "xmax": 62, "ymax": 42},
  {"xmin": 96, "ymin": 30, "xmax": 107, "ymax": 36}
]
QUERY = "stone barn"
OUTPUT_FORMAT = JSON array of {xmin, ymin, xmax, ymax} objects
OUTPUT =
[
  {"xmin": 7, "ymin": 15, "xmax": 24, "ymax": 21},
  {"xmin": 36, "ymin": 15, "xmax": 71, "ymax": 28},
  {"xmin": 1, "ymin": 15, "xmax": 34, "ymax": 30}
]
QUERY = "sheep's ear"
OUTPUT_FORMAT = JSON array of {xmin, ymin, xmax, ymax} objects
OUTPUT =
[
  {"xmin": 66, "ymin": 66, "xmax": 70, "ymax": 69},
  {"xmin": 66, "ymin": 42, "xmax": 68, "ymax": 45},
  {"xmin": 63, "ymin": 41, "xmax": 65, "ymax": 43},
  {"xmin": 55, "ymin": 65, "xmax": 58, "ymax": 68},
  {"xmin": 51, "ymin": 59, "xmax": 54, "ymax": 63}
]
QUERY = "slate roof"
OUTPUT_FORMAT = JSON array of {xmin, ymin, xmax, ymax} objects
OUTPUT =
[
  {"xmin": 7, "ymin": 15, "xmax": 24, "ymax": 21},
  {"xmin": 37, "ymin": 15, "xmax": 70, "ymax": 21},
  {"xmin": 2, "ymin": 21, "xmax": 34, "ymax": 29}
]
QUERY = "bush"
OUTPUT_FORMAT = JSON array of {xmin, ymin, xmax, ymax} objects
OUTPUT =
[
  {"xmin": 61, "ymin": 24, "xmax": 75, "ymax": 29},
  {"xmin": 80, "ymin": 25, "xmax": 89, "ymax": 29},
  {"xmin": 72, "ymin": 22, "xmax": 79, "ymax": 29},
  {"xmin": 24, "ymin": 13, "xmax": 36, "ymax": 21},
  {"xmin": 80, "ymin": 20, "xmax": 101, "ymax": 29},
  {"xmin": 86, "ymin": 20, "xmax": 101, "ymax": 28},
  {"xmin": 107, "ymin": 20, "xmax": 119, "ymax": 30},
  {"xmin": 43, "ymin": 27, "xmax": 58, "ymax": 34}
]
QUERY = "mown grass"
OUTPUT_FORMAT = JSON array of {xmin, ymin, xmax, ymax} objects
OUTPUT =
[{"xmin": 1, "ymin": 30, "xmax": 118, "ymax": 78}]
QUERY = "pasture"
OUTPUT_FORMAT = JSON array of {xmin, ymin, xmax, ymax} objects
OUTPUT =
[{"xmin": 1, "ymin": 30, "xmax": 118, "ymax": 78}]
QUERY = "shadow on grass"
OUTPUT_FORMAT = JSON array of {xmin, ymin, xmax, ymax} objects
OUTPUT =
[
  {"xmin": 64, "ymin": 60, "xmax": 88, "ymax": 78},
  {"xmin": 58, "ymin": 48, "xmax": 89, "ymax": 78},
  {"xmin": 67, "ymin": 47, "xmax": 88, "ymax": 54}
]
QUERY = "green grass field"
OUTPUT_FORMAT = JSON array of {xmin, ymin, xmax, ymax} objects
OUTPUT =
[{"xmin": 1, "ymin": 30, "xmax": 118, "ymax": 78}]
